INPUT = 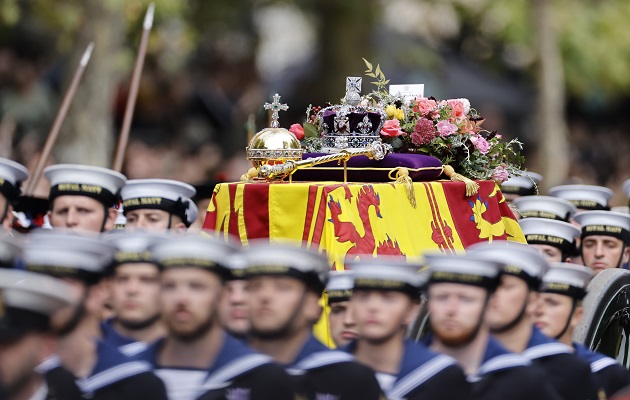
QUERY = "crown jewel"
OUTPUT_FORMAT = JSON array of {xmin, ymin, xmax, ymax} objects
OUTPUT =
[{"xmin": 317, "ymin": 77, "xmax": 386, "ymax": 153}]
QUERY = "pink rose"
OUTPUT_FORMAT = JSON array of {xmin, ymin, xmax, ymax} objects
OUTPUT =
[
  {"xmin": 289, "ymin": 123, "xmax": 305, "ymax": 140},
  {"xmin": 436, "ymin": 120, "xmax": 458, "ymax": 137},
  {"xmin": 469, "ymin": 135, "xmax": 491, "ymax": 154},
  {"xmin": 447, "ymin": 99, "xmax": 466, "ymax": 119},
  {"xmin": 380, "ymin": 119, "xmax": 404, "ymax": 137},
  {"xmin": 413, "ymin": 98, "xmax": 438, "ymax": 117},
  {"xmin": 492, "ymin": 166, "xmax": 509, "ymax": 183}
]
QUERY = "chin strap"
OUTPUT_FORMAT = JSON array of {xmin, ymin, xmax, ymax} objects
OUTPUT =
[
  {"xmin": 554, "ymin": 299, "xmax": 577, "ymax": 340},
  {"xmin": 490, "ymin": 293, "xmax": 529, "ymax": 334}
]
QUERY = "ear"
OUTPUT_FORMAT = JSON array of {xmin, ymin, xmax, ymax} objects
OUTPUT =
[
  {"xmin": 86, "ymin": 280, "xmax": 112, "ymax": 317},
  {"xmin": 623, "ymin": 246, "xmax": 630, "ymax": 265},
  {"xmin": 1, "ymin": 204, "xmax": 13, "ymax": 230},
  {"xmin": 304, "ymin": 291, "xmax": 323, "ymax": 324},
  {"xmin": 526, "ymin": 291, "xmax": 540, "ymax": 316},
  {"xmin": 404, "ymin": 300, "xmax": 421, "ymax": 327},
  {"xmin": 571, "ymin": 305, "xmax": 583, "ymax": 330},
  {"xmin": 103, "ymin": 207, "xmax": 118, "ymax": 231}
]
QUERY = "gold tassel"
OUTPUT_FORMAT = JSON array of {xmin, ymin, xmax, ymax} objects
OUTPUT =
[
  {"xmin": 389, "ymin": 167, "xmax": 416, "ymax": 208},
  {"xmin": 442, "ymin": 165, "xmax": 480, "ymax": 197},
  {"xmin": 240, "ymin": 167, "xmax": 259, "ymax": 182}
]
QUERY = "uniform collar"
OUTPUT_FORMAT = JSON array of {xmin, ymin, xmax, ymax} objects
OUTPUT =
[
  {"xmin": 474, "ymin": 336, "xmax": 530, "ymax": 380},
  {"xmin": 573, "ymin": 342, "xmax": 619, "ymax": 373},
  {"xmin": 287, "ymin": 334, "xmax": 354, "ymax": 372},
  {"xmin": 76, "ymin": 341, "xmax": 151, "ymax": 395},
  {"xmin": 100, "ymin": 319, "xmax": 150, "ymax": 356},
  {"xmin": 523, "ymin": 327, "xmax": 572, "ymax": 360}
]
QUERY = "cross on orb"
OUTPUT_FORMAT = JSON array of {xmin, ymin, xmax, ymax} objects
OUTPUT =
[{"xmin": 264, "ymin": 93, "xmax": 289, "ymax": 128}]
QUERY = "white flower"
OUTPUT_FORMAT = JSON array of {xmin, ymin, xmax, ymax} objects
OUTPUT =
[{"xmin": 457, "ymin": 98, "xmax": 471, "ymax": 114}]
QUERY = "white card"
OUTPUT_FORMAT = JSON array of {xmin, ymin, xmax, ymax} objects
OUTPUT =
[{"xmin": 389, "ymin": 84, "xmax": 424, "ymax": 100}]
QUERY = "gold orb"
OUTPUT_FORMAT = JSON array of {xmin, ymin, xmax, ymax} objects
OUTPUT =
[{"xmin": 246, "ymin": 127, "xmax": 303, "ymax": 168}]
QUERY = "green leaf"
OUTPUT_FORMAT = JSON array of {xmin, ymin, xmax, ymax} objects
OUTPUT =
[
  {"xmin": 303, "ymin": 122, "xmax": 319, "ymax": 138},
  {"xmin": 383, "ymin": 79, "xmax": 390, "ymax": 84},
  {"xmin": 375, "ymin": 64, "xmax": 382, "ymax": 77},
  {"xmin": 366, "ymin": 73, "xmax": 377, "ymax": 78},
  {"xmin": 362, "ymin": 58, "xmax": 373, "ymax": 72}
]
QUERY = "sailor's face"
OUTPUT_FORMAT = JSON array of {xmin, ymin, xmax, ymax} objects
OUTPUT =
[
  {"xmin": 532, "ymin": 244, "xmax": 564, "ymax": 263},
  {"xmin": 49, "ymin": 196, "xmax": 110, "ymax": 232},
  {"xmin": 352, "ymin": 290, "xmax": 415, "ymax": 344},
  {"xmin": 125, "ymin": 209, "xmax": 184, "ymax": 232},
  {"xmin": 534, "ymin": 293, "xmax": 575, "ymax": 339},
  {"xmin": 428, "ymin": 283, "xmax": 487, "ymax": 347},
  {"xmin": 329, "ymin": 300, "xmax": 358, "ymax": 347},
  {"xmin": 161, "ymin": 267, "xmax": 222, "ymax": 340},
  {"xmin": 0, "ymin": 333, "xmax": 46, "ymax": 396},
  {"xmin": 110, "ymin": 263, "xmax": 162, "ymax": 328},
  {"xmin": 218, "ymin": 279, "xmax": 250, "ymax": 338},
  {"xmin": 486, "ymin": 274, "xmax": 532, "ymax": 330},
  {"xmin": 581, "ymin": 235, "xmax": 629, "ymax": 274},
  {"xmin": 248, "ymin": 276, "xmax": 319, "ymax": 337}
]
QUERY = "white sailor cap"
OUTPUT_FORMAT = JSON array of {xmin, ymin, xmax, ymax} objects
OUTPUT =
[
  {"xmin": 519, "ymin": 218, "xmax": 580, "ymax": 254},
  {"xmin": 0, "ymin": 269, "xmax": 75, "ymax": 342},
  {"xmin": 243, "ymin": 240, "xmax": 330, "ymax": 293},
  {"xmin": 103, "ymin": 231, "xmax": 169, "ymax": 268},
  {"xmin": 573, "ymin": 211, "xmax": 630, "ymax": 243},
  {"xmin": 540, "ymin": 263, "xmax": 593, "ymax": 300},
  {"xmin": 152, "ymin": 234, "xmax": 237, "ymax": 279},
  {"xmin": 326, "ymin": 271, "xmax": 354, "ymax": 303},
  {"xmin": 23, "ymin": 230, "xmax": 115, "ymax": 284},
  {"xmin": 548, "ymin": 184, "xmax": 613, "ymax": 211},
  {"xmin": 121, "ymin": 179, "xmax": 197, "ymax": 227},
  {"xmin": 0, "ymin": 234, "xmax": 22, "ymax": 268},
  {"xmin": 347, "ymin": 258, "xmax": 425, "ymax": 298},
  {"xmin": 224, "ymin": 253, "xmax": 247, "ymax": 281},
  {"xmin": 0, "ymin": 158, "xmax": 28, "ymax": 200},
  {"xmin": 466, "ymin": 241, "xmax": 550, "ymax": 288},
  {"xmin": 512, "ymin": 195, "xmax": 577, "ymax": 222},
  {"xmin": 424, "ymin": 253, "xmax": 503, "ymax": 290},
  {"xmin": 44, "ymin": 164, "xmax": 127, "ymax": 207},
  {"xmin": 500, "ymin": 172, "xmax": 542, "ymax": 196}
]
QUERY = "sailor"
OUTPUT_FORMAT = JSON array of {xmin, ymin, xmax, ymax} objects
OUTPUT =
[
  {"xmin": 534, "ymin": 263, "xmax": 630, "ymax": 398},
  {"xmin": 325, "ymin": 270, "xmax": 358, "ymax": 348},
  {"xmin": 424, "ymin": 252, "xmax": 562, "ymax": 400},
  {"xmin": 22, "ymin": 230, "xmax": 168, "ymax": 399},
  {"xmin": 101, "ymin": 231, "xmax": 168, "ymax": 356},
  {"xmin": 217, "ymin": 252, "xmax": 250, "ymax": 339},
  {"xmin": 243, "ymin": 241, "xmax": 384, "ymax": 400},
  {"xmin": 573, "ymin": 211, "xmax": 630, "ymax": 274},
  {"xmin": 0, "ymin": 267, "xmax": 81, "ymax": 399},
  {"xmin": 43, "ymin": 164, "xmax": 126, "ymax": 232},
  {"xmin": 0, "ymin": 157, "xmax": 29, "ymax": 231},
  {"xmin": 500, "ymin": 172, "xmax": 542, "ymax": 203},
  {"xmin": 519, "ymin": 218, "xmax": 581, "ymax": 263},
  {"xmin": 467, "ymin": 242, "xmax": 599, "ymax": 400},
  {"xmin": 121, "ymin": 179, "xmax": 198, "ymax": 232},
  {"xmin": 548, "ymin": 184, "xmax": 613, "ymax": 212},
  {"xmin": 345, "ymin": 258, "xmax": 470, "ymax": 399},
  {"xmin": 512, "ymin": 195, "xmax": 577, "ymax": 222},
  {"xmin": 140, "ymin": 234, "xmax": 293, "ymax": 399}
]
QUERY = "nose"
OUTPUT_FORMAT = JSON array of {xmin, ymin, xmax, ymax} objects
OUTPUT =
[
  {"xmin": 66, "ymin": 208, "xmax": 78, "ymax": 227},
  {"xmin": 594, "ymin": 242, "xmax": 606, "ymax": 258}
]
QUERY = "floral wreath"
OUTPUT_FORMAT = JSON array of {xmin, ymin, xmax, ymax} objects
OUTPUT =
[{"xmin": 289, "ymin": 59, "xmax": 525, "ymax": 184}]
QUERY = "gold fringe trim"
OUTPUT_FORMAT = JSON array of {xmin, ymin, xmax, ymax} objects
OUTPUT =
[
  {"xmin": 442, "ymin": 165, "xmax": 480, "ymax": 197},
  {"xmin": 389, "ymin": 167, "xmax": 416, "ymax": 208}
]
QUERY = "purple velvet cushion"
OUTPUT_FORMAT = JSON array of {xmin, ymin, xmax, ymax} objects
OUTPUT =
[{"xmin": 291, "ymin": 153, "xmax": 443, "ymax": 182}]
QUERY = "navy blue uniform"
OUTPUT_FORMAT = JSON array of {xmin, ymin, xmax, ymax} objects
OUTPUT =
[
  {"xmin": 469, "ymin": 337, "xmax": 563, "ymax": 400},
  {"xmin": 140, "ymin": 333, "xmax": 293, "ymax": 400},
  {"xmin": 345, "ymin": 339, "xmax": 470, "ymax": 399},
  {"xmin": 575, "ymin": 342, "xmax": 630, "ymax": 398},
  {"xmin": 522, "ymin": 327, "xmax": 599, "ymax": 400},
  {"xmin": 285, "ymin": 334, "xmax": 383, "ymax": 400},
  {"xmin": 100, "ymin": 318, "xmax": 152, "ymax": 357}
]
